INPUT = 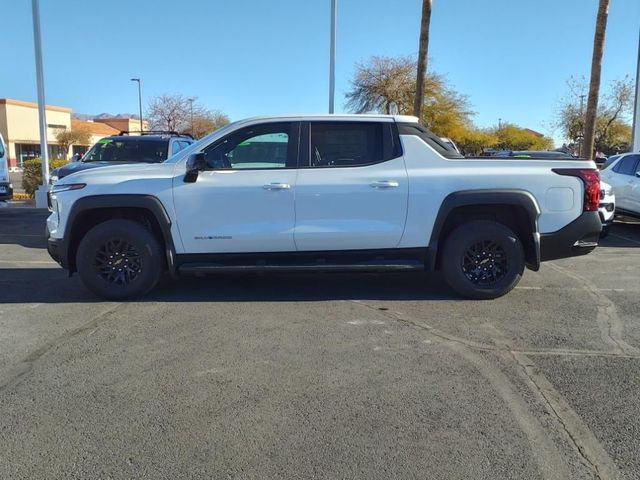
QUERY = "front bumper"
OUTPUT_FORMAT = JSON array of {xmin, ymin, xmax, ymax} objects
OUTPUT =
[
  {"xmin": 540, "ymin": 211, "xmax": 602, "ymax": 262},
  {"xmin": 46, "ymin": 231, "xmax": 69, "ymax": 269},
  {"xmin": 0, "ymin": 182, "xmax": 13, "ymax": 201}
]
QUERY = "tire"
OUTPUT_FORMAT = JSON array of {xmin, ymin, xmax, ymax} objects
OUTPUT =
[
  {"xmin": 441, "ymin": 220, "xmax": 525, "ymax": 300},
  {"xmin": 76, "ymin": 219, "xmax": 163, "ymax": 300}
]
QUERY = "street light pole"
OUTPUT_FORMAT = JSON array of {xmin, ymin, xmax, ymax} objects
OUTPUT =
[
  {"xmin": 188, "ymin": 98, "xmax": 195, "ymax": 136},
  {"xmin": 130, "ymin": 78, "xmax": 143, "ymax": 133},
  {"xmin": 31, "ymin": 0, "xmax": 49, "ymax": 207},
  {"xmin": 328, "ymin": 0, "xmax": 337, "ymax": 114},
  {"xmin": 632, "ymin": 29, "xmax": 640, "ymax": 152}
]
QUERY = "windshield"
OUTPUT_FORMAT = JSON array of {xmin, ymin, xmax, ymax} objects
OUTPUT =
[{"xmin": 82, "ymin": 138, "xmax": 168, "ymax": 163}]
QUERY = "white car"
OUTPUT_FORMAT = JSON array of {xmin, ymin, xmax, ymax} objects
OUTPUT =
[
  {"xmin": 46, "ymin": 114, "xmax": 603, "ymax": 300},
  {"xmin": 600, "ymin": 153, "xmax": 640, "ymax": 219},
  {"xmin": 599, "ymin": 181, "xmax": 615, "ymax": 238}
]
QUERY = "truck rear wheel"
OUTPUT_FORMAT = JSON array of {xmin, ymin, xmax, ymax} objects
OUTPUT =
[
  {"xmin": 441, "ymin": 220, "xmax": 525, "ymax": 299},
  {"xmin": 76, "ymin": 219, "xmax": 163, "ymax": 300}
]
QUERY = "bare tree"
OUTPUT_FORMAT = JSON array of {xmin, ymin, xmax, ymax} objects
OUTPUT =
[
  {"xmin": 413, "ymin": 0, "xmax": 432, "ymax": 119},
  {"xmin": 147, "ymin": 94, "xmax": 229, "ymax": 138},
  {"xmin": 583, "ymin": 0, "xmax": 610, "ymax": 160}
]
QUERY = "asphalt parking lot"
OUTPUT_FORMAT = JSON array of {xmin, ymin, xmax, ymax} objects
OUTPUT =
[{"xmin": 1, "ymin": 208, "xmax": 639, "ymax": 479}]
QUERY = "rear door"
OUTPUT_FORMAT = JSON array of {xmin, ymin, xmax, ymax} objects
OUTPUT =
[
  {"xmin": 609, "ymin": 155, "xmax": 640, "ymax": 212},
  {"xmin": 294, "ymin": 120, "xmax": 408, "ymax": 251}
]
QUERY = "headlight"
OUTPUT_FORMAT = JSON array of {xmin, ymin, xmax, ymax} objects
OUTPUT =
[
  {"xmin": 49, "ymin": 175, "xmax": 59, "ymax": 185},
  {"xmin": 51, "ymin": 183, "xmax": 86, "ymax": 194}
]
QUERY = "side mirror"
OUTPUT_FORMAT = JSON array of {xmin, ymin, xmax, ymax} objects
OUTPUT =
[
  {"xmin": 184, "ymin": 152, "xmax": 206, "ymax": 183},
  {"xmin": 636, "ymin": 171, "xmax": 640, "ymax": 178}
]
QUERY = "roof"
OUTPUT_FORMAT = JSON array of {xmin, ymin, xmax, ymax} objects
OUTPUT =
[
  {"xmin": 238, "ymin": 114, "xmax": 419, "ymax": 123},
  {"xmin": 0, "ymin": 98, "xmax": 72, "ymax": 113},
  {"xmin": 71, "ymin": 120, "xmax": 119, "ymax": 136}
]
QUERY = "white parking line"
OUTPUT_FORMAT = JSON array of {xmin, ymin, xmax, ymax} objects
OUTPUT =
[
  {"xmin": 0, "ymin": 260, "xmax": 57, "ymax": 265},
  {"xmin": 610, "ymin": 233, "xmax": 640, "ymax": 246}
]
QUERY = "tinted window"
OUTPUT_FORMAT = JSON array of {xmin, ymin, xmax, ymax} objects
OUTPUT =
[
  {"xmin": 308, "ymin": 122, "xmax": 398, "ymax": 168},
  {"xmin": 82, "ymin": 138, "xmax": 169, "ymax": 163},
  {"xmin": 204, "ymin": 122, "xmax": 295, "ymax": 170},
  {"xmin": 613, "ymin": 155, "xmax": 640, "ymax": 175},
  {"xmin": 397, "ymin": 123, "xmax": 464, "ymax": 159},
  {"xmin": 602, "ymin": 155, "xmax": 620, "ymax": 170},
  {"xmin": 171, "ymin": 141, "xmax": 183, "ymax": 155}
]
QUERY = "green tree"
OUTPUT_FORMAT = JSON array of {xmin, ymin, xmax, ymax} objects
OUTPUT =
[
  {"xmin": 491, "ymin": 123, "xmax": 553, "ymax": 151},
  {"xmin": 345, "ymin": 55, "xmax": 473, "ymax": 137},
  {"xmin": 556, "ymin": 77, "xmax": 633, "ymax": 155},
  {"xmin": 190, "ymin": 111, "xmax": 229, "ymax": 139},
  {"xmin": 55, "ymin": 128, "xmax": 91, "ymax": 158}
]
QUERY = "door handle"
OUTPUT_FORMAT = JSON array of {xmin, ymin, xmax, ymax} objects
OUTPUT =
[
  {"xmin": 263, "ymin": 183, "xmax": 291, "ymax": 190},
  {"xmin": 370, "ymin": 180, "xmax": 399, "ymax": 189}
]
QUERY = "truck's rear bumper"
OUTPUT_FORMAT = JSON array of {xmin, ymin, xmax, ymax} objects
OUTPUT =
[{"xmin": 539, "ymin": 211, "xmax": 602, "ymax": 262}]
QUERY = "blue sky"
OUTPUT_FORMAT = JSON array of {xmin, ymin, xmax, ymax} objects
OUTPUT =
[{"xmin": 2, "ymin": 0, "xmax": 639, "ymax": 144}]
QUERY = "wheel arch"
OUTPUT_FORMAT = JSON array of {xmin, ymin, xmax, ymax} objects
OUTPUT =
[
  {"xmin": 64, "ymin": 195, "xmax": 176, "ymax": 275},
  {"xmin": 427, "ymin": 189, "xmax": 541, "ymax": 271}
]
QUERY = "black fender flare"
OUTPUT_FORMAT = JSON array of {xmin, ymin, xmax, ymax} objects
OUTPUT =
[
  {"xmin": 64, "ymin": 194, "xmax": 177, "ymax": 275},
  {"xmin": 426, "ymin": 189, "xmax": 541, "ymax": 271}
]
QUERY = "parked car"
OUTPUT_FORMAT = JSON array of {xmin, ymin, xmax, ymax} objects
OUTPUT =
[
  {"xmin": 49, "ymin": 132, "xmax": 194, "ymax": 184},
  {"xmin": 46, "ymin": 114, "xmax": 602, "ymax": 301},
  {"xmin": 600, "ymin": 152, "xmax": 640, "ymax": 219},
  {"xmin": 599, "ymin": 181, "xmax": 615, "ymax": 238},
  {"xmin": 0, "ymin": 133, "xmax": 13, "ymax": 201}
]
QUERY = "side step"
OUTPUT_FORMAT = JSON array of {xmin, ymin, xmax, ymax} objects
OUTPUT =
[{"xmin": 178, "ymin": 260, "xmax": 424, "ymax": 275}]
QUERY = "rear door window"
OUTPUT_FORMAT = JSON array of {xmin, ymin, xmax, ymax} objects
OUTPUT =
[
  {"xmin": 306, "ymin": 121, "xmax": 399, "ymax": 168},
  {"xmin": 613, "ymin": 155, "xmax": 640, "ymax": 175}
]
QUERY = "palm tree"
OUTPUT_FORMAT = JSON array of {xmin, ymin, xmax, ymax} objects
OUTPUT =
[
  {"xmin": 583, "ymin": 0, "xmax": 610, "ymax": 160},
  {"xmin": 413, "ymin": 0, "xmax": 432, "ymax": 120}
]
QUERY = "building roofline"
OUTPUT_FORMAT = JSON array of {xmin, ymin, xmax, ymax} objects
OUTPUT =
[{"xmin": 0, "ymin": 98, "xmax": 72, "ymax": 113}]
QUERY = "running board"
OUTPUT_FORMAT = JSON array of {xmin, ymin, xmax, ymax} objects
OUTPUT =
[{"xmin": 178, "ymin": 261, "xmax": 424, "ymax": 275}]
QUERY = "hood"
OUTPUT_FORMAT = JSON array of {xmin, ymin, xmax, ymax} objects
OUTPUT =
[
  {"xmin": 54, "ymin": 160, "xmax": 148, "ymax": 179},
  {"xmin": 59, "ymin": 161, "xmax": 176, "ymax": 185}
]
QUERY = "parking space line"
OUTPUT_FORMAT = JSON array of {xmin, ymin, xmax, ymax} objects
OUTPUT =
[
  {"xmin": 0, "ymin": 260, "xmax": 57, "ymax": 265},
  {"xmin": 609, "ymin": 233, "xmax": 640, "ymax": 246}
]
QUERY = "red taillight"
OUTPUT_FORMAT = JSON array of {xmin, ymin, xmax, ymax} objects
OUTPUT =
[{"xmin": 552, "ymin": 168, "xmax": 600, "ymax": 212}]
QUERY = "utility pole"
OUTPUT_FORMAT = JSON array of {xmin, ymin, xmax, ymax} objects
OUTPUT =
[
  {"xmin": 188, "ymin": 98, "xmax": 195, "ymax": 136},
  {"xmin": 31, "ymin": 0, "xmax": 49, "ymax": 208},
  {"xmin": 632, "ymin": 29, "xmax": 640, "ymax": 152},
  {"xmin": 130, "ymin": 78, "xmax": 143, "ymax": 133},
  {"xmin": 328, "ymin": 0, "xmax": 337, "ymax": 114}
]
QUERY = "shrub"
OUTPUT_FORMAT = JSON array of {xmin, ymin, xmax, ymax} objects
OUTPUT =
[{"xmin": 22, "ymin": 158, "xmax": 68, "ymax": 197}]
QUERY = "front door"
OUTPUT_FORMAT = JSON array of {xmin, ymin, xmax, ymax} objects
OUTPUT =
[
  {"xmin": 294, "ymin": 121, "xmax": 408, "ymax": 251},
  {"xmin": 173, "ymin": 122, "xmax": 299, "ymax": 254}
]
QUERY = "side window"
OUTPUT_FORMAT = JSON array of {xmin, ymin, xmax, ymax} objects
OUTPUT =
[
  {"xmin": 0, "ymin": 140, "xmax": 4, "ymax": 157},
  {"xmin": 309, "ymin": 122, "xmax": 396, "ymax": 168},
  {"xmin": 171, "ymin": 141, "xmax": 183, "ymax": 155},
  {"xmin": 613, "ymin": 155, "xmax": 640, "ymax": 175},
  {"xmin": 203, "ymin": 122, "xmax": 295, "ymax": 170}
]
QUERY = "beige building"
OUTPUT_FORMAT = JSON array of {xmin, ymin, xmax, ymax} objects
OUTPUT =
[{"xmin": 0, "ymin": 98, "xmax": 146, "ymax": 168}]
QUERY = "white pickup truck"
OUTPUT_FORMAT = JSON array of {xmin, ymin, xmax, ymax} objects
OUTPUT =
[{"xmin": 46, "ymin": 114, "xmax": 602, "ymax": 300}]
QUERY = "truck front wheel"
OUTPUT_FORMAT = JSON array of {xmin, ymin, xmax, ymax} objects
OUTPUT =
[
  {"xmin": 76, "ymin": 219, "xmax": 163, "ymax": 300},
  {"xmin": 441, "ymin": 220, "xmax": 525, "ymax": 300}
]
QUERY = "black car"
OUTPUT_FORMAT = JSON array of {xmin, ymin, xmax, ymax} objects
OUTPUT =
[{"xmin": 50, "ymin": 132, "xmax": 194, "ymax": 183}]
